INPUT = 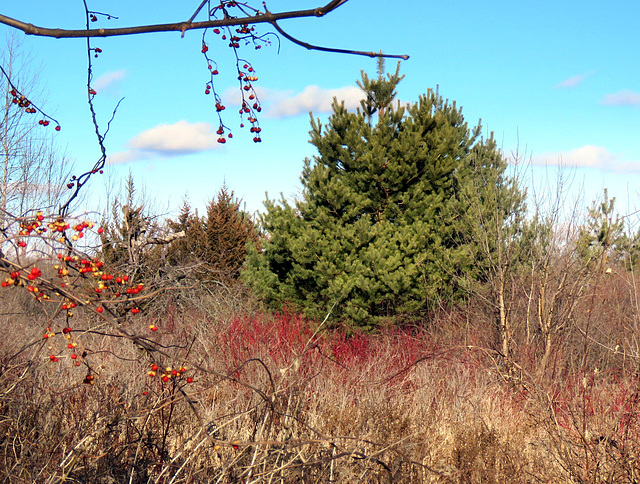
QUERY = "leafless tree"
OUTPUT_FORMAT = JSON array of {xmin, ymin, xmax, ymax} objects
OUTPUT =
[{"xmin": 0, "ymin": 36, "xmax": 73, "ymax": 226}]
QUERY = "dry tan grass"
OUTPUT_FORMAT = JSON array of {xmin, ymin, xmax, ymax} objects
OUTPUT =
[{"xmin": 2, "ymin": 283, "xmax": 640, "ymax": 483}]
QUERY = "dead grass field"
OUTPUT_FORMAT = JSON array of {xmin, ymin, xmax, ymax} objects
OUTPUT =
[{"xmin": 2, "ymin": 271, "xmax": 640, "ymax": 483}]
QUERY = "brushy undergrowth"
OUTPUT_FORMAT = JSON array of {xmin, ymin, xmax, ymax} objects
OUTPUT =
[{"xmin": 2, "ymin": 274, "xmax": 640, "ymax": 483}]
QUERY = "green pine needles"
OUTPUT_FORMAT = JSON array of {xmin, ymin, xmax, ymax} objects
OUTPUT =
[{"xmin": 244, "ymin": 64, "xmax": 525, "ymax": 326}]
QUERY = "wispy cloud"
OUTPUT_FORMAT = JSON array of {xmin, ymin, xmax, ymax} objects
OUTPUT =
[
  {"xmin": 107, "ymin": 150, "xmax": 153, "ymax": 165},
  {"xmin": 600, "ymin": 90, "xmax": 640, "ymax": 107},
  {"xmin": 93, "ymin": 69, "xmax": 126, "ymax": 94},
  {"xmin": 107, "ymin": 120, "xmax": 221, "ymax": 164},
  {"xmin": 532, "ymin": 145, "xmax": 639, "ymax": 172},
  {"xmin": 267, "ymin": 85, "xmax": 364, "ymax": 118},
  {"xmin": 554, "ymin": 72, "xmax": 592, "ymax": 89},
  {"xmin": 222, "ymin": 85, "xmax": 365, "ymax": 119}
]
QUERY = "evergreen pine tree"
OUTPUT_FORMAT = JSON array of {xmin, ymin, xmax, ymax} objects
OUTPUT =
[
  {"xmin": 577, "ymin": 189, "xmax": 631, "ymax": 269},
  {"xmin": 244, "ymin": 66, "xmax": 525, "ymax": 326}
]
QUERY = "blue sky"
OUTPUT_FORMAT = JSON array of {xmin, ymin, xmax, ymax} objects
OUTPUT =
[{"xmin": 2, "ymin": 0, "xmax": 639, "ymax": 220}]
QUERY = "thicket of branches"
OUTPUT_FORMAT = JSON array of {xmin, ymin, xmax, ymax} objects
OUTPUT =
[{"xmin": 2, "ymin": 2, "xmax": 640, "ymax": 482}]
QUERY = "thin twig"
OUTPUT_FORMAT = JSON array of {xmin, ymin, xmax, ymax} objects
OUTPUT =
[{"xmin": 270, "ymin": 20, "xmax": 409, "ymax": 60}]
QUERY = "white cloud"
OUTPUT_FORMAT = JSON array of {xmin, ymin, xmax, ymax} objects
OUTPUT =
[
  {"xmin": 106, "ymin": 150, "xmax": 152, "ymax": 165},
  {"xmin": 600, "ymin": 90, "xmax": 640, "ymax": 107},
  {"xmin": 129, "ymin": 120, "xmax": 220, "ymax": 154},
  {"xmin": 106, "ymin": 120, "xmax": 222, "ymax": 165},
  {"xmin": 554, "ymin": 72, "xmax": 591, "ymax": 89},
  {"xmin": 93, "ymin": 70, "xmax": 126, "ymax": 93},
  {"xmin": 267, "ymin": 85, "xmax": 365, "ymax": 118},
  {"xmin": 532, "ymin": 145, "xmax": 639, "ymax": 172}
]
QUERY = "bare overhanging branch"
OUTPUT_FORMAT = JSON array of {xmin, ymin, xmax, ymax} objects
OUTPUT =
[
  {"xmin": 0, "ymin": 1, "xmax": 408, "ymax": 60},
  {"xmin": 0, "ymin": 11, "xmax": 317, "ymax": 38},
  {"xmin": 1, "ymin": 1, "xmax": 349, "ymax": 40}
]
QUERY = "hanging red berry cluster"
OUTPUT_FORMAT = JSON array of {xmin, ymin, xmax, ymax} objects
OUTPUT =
[
  {"xmin": 200, "ymin": 1, "xmax": 274, "ymax": 144},
  {"xmin": 84, "ymin": 11, "xmax": 118, "ymax": 97}
]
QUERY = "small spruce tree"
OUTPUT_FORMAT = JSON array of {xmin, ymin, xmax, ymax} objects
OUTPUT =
[
  {"xmin": 165, "ymin": 197, "xmax": 206, "ymax": 267},
  {"xmin": 165, "ymin": 187, "xmax": 259, "ymax": 284},
  {"xmin": 101, "ymin": 174, "xmax": 159, "ymax": 273},
  {"xmin": 202, "ymin": 186, "xmax": 259, "ymax": 283}
]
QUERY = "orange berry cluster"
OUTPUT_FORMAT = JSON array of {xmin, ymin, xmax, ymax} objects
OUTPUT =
[
  {"xmin": 0, "ymin": 208, "xmax": 152, "ymax": 386},
  {"xmin": 2, "ymin": 267, "xmax": 45, "ymax": 297},
  {"xmin": 50, "ymin": 218, "xmax": 71, "ymax": 234},
  {"xmin": 9, "ymin": 89, "xmax": 61, "ymax": 130},
  {"xmin": 60, "ymin": 299, "xmax": 78, "ymax": 317},
  {"xmin": 148, "ymin": 363, "xmax": 193, "ymax": 383},
  {"xmin": 55, "ymin": 254, "xmax": 143, "ymax": 303},
  {"xmin": 237, "ymin": 63, "xmax": 262, "ymax": 142},
  {"xmin": 228, "ymin": 35, "xmax": 241, "ymax": 49},
  {"xmin": 17, "ymin": 213, "xmax": 97, "ymax": 245},
  {"xmin": 1, "ymin": 270, "xmax": 23, "ymax": 288},
  {"xmin": 10, "ymin": 89, "xmax": 35, "ymax": 112},
  {"xmin": 45, "ymin": 325, "xmax": 83, "ymax": 367},
  {"xmin": 28, "ymin": 267, "xmax": 42, "ymax": 279},
  {"xmin": 19, "ymin": 211, "xmax": 46, "ymax": 237},
  {"xmin": 2, "ymin": 213, "xmax": 145, "ymax": 312}
]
